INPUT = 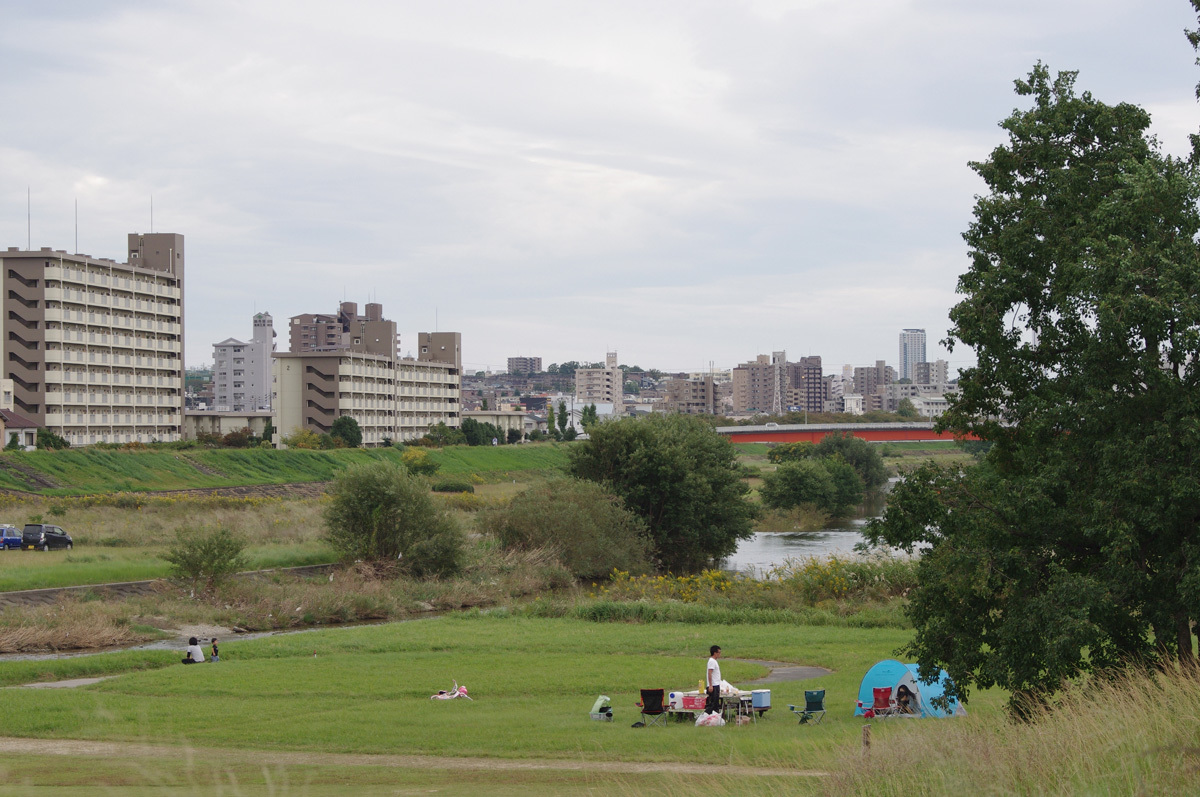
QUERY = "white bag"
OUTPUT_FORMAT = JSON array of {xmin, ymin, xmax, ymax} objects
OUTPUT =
[{"xmin": 694, "ymin": 712, "xmax": 726, "ymax": 727}]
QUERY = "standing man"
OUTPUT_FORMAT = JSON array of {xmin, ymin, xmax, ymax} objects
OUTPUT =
[{"xmin": 705, "ymin": 645, "xmax": 722, "ymax": 715}]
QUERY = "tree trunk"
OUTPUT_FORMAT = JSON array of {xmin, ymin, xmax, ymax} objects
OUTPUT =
[{"xmin": 1179, "ymin": 615, "xmax": 1196, "ymax": 666}]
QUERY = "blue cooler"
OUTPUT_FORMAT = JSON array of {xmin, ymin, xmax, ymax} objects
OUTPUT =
[{"xmin": 752, "ymin": 689, "xmax": 771, "ymax": 711}]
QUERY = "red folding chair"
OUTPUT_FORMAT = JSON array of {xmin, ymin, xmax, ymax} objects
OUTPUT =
[{"xmin": 871, "ymin": 686, "xmax": 898, "ymax": 717}]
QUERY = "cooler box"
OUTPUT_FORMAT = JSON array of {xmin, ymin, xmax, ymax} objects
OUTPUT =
[
  {"xmin": 752, "ymin": 689, "xmax": 771, "ymax": 710},
  {"xmin": 681, "ymin": 695, "xmax": 707, "ymax": 711}
]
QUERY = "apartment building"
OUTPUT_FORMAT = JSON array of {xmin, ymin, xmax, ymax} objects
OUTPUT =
[
  {"xmin": 290, "ymin": 302, "xmax": 396, "ymax": 357},
  {"xmin": 660, "ymin": 376, "xmax": 716, "ymax": 415},
  {"xmin": 272, "ymin": 320, "xmax": 462, "ymax": 446},
  {"xmin": 507, "ymin": 356, "xmax": 542, "ymax": 375},
  {"xmin": 898, "ymin": 329, "xmax": 926, "ymax": 382},
  {"xmin": 575, "ymin": 351, "xmax": 622, "ymax": 408},
  {"xmin": 731, "ymin": 352, "xmax": 825, "ymax": 414},
  {"xmin": 851, "ymin": 360, "xmax": 895, "ymax": 400},
  {"xmin": 0, "ymin": 233, "xmax": 184, "ymax": 445},
  {"xmin": 212, "ymin": 312, "xmax": 275, "ymax": 411},
  {"xmin": 915, "ymin": 359, "xmax": 949, "ymax": 388}
]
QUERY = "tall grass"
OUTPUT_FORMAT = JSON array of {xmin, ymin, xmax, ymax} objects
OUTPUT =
[{"xmin": 825, "ymin": 663, "xmax": 1200, "ymax": 796}]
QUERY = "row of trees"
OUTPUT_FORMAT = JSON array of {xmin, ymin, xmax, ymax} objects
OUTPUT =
[{"xmin": 759, "ymin": 435, "xmax": 887, "ymax": 516}]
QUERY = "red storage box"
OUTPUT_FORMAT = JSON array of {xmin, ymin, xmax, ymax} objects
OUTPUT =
[{"xmin": 681, "ymin": 695, "xmax": 707, "ymax": 710}]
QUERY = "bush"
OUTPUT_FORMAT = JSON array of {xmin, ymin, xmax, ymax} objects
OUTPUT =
[
  {"xmin": 323, "ymin": 461, "xmax": 465, "ymax": 577},
  {"xmin": 400, "ymin": 447, "xmax": 440, "ymax": 476},
  {"xmin": 481, "ymin": 478, "xmax": 652, "ymax": 580},
  {"xmin": 164, "ymin": 526, "xmax": 249, "ymax": 595},
  {"xmin": 430, "ymin": 479, "xmax": 474, "ymax": 494}
]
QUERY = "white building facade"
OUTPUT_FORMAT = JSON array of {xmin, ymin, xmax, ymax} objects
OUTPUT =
[{"xmin": 212, "ymin": 312, "xmax": 275, "ymax": 412}]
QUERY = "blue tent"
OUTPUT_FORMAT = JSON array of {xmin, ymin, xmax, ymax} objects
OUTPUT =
[{"xmin": 853, "ymin": 659, "xmax": 966, "ymax": 718}]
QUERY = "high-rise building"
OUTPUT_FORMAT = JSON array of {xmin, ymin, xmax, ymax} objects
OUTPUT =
[
  {"xmin": 661, "ymin": 376, "xmax": 716, "ymax": 415},
  {"xmin": 212, "ymin": 312, "xmax": 275, "ymax": 411},
  {"xmin": 0, "ymin": 233, "xmax": 185, "ymax": 445},
  {"xmin": 899, "ymin": 329, "xmax": 926, "ymax": 382},
  {"xmin": 507, "ymin": 356, "xmax": 542, "ymax": 375},
  {"xmin": 575, "ymin": 351, "xmax": 622, "ymax": 408}
]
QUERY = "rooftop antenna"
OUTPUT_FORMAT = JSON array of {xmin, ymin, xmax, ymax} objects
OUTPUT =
[
  {"xmin": 26, "ymin": 186, "xmax": 30, "ymax": 250},
  {"xmin": 74, "ymin": 197, "xmax": 78, "ymax": 254},
  {"xmin": 150, "ymin": 195, "xmax": 153, "ymax": 233},
  {"xmin": 435, "ymin": 307, "xmax": 438, "ymax": 332}
]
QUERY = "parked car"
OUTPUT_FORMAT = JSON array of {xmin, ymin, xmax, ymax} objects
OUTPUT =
[
  {"xmin": 22, "ymin": 524, "xmax": 72, "ymax": 551},
  {"xmin": 0, "ymin": 525, "xmax": 21, "ymax": 550}
]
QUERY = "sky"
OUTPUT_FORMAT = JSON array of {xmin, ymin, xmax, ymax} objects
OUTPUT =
[{"xmin": 2, "ymin": 1, "xmax": 1198, "ymax": 376}]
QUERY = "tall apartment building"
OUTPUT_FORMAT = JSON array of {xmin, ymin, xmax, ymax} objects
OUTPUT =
[
  {"xmin": 507, "ymin": 356, "xmax": 542, "ymax": 375},
  {"xmin": 661, "ymin": 376, "xmax": 716, "ymax": 415},
  {"xmin": 731, "ymin": 352, "xmax": 825, "ymax": 414},
  {"xmin": 212, "ymin": 312, "xmax": 275, "ymax": 411},
  {"xmin": 0, "ymin": 233, "xmax": 184, "ymax": 445},
  {"xmin": 575, "ymin": 351, "xmax": 622, "ymax": 408},
  {"xmin": 898, "ymin": 329, "xmax": 926, "ymax": 382}
]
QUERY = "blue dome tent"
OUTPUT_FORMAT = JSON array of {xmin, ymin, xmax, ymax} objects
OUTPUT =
[{"xmin": 853, "ymin": 658, "xmax": 967, "ymax": 718}]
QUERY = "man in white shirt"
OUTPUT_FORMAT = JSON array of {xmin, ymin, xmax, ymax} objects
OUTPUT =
[{"xmin": 704, "ymin": 645, "xmax": 722, "ymax": 715}]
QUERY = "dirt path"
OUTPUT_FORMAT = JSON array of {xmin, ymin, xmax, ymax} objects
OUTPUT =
[{"xmin": 0, "ymin": 736, "xmax": 826, "ymax": 777}]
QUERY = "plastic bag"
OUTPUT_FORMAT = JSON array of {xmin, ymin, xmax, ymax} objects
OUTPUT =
[
  {"xmin": 695, "ymin": 712, "xmax": 726, "ymax": 727},
  {"xmin": 590, "ymin": 695, "xmax": 612, "ymax": 714}
]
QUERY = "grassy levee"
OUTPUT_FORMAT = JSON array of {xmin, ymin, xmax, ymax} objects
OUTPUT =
[
  {"xmin": 0, "ymin": 444, "xmax": 570, "ymax": 496},
  {"xmin": 423, "ymin": 443, "xmax": 570, "ymax": 479}
]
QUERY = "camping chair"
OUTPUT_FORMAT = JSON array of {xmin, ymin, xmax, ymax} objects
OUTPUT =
[
  {"xmin": 788, "ymin": 689, "xmax": 826, "ymax": 725},
  {"xmin": 871, "ymin": 686, "xmax": 898, "ymax": 717},
  {"xmin": 638, "ymin": 689, "xmax": 669, "ymax": 728}
]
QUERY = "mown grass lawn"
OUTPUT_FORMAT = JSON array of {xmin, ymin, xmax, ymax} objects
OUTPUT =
[{"xmin": 0, "ymin": 615, "xmax": 1003, "ymax": 767}]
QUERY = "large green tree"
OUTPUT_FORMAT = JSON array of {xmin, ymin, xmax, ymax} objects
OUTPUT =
[
  {"xmin": 568, "ymin": 414, "xmax": 757, "ymax": 572},
  {"xmin": 866, "ymin": 64, "xmax": 1200, "ymax": 713}
]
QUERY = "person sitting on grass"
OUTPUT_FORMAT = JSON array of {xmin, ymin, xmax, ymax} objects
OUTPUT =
[{"xmin": 182, "ymin": 636, "xmax": 205, "ymax": 665}]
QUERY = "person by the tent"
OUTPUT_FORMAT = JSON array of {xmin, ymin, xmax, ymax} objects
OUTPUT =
[
  {"xmin": 182, "ymin": 636, "xmax": 205, "ymax": 665},
  {"xmin": 895, "ymin": 684, "xmax": 915, "ymax": 715},
  {"xmin": 704, "ymin": 645, "xmax": 722, "ymax": 715}
]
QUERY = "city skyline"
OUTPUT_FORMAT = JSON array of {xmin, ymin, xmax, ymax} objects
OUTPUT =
[{"xmin": 3, "ymin": 2, "xmax": 1196, "ymax": 375}]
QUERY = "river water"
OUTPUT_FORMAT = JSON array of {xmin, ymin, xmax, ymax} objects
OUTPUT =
[{"xmin": 720, "ymin": 480, "xmax": 897, "ymax": 575}]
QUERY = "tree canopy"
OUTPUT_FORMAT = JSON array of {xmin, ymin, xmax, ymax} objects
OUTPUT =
[
  {"xmin": 330, "ymin": 415, "xmax": 362, "ymax": 448},
  {"xmin": 567, "ymin": 414, "xmax": 757, "ymax": 572},
  {"xmin": 865, "ymin": 63, "xmax": 1200, "ymax": 713}
]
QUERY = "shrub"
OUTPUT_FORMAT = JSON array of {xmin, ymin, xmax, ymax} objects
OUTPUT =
[
  {"xmin": 36, "ymin": 428, "xmax": 70, "ymax": 450},
  {"xmin": 481, "ymin": 478, "xmax": 652, "ymax": 580},
  {"xmin": 400, "ymin": 447, "xmax": 440, "ymax": 476},
  {"xmin": 430, "ymin": 479, "xmax": 474, "ymax": 494},
  {"xmin": 164, "ymin": 526, "xmax": 249, "ymax": 595},
  {"xmin": 323, "ymin": 461, "xmax": 465, "ymax": 577}
]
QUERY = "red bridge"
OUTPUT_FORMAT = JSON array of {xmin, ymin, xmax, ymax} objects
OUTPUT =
[{"xmin": 716, "ymin": 422, "xmax": 961, "ymax": 445}]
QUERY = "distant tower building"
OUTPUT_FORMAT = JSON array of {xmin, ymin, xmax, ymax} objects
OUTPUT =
[
  {"xmin": 213, "ymin": 312, "xmax": 276, "ymax": 411},
  {"xmin": 898, "ymin": 329, "xmax": 926, "ymax": 382}
]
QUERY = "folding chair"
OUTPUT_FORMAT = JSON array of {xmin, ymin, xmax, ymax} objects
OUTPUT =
[
  {"xmin": 638, "ymin": 689, "xmax": 669, "ymax": 728},
  {"xmin": 788, "ymin": 689, "xmax": 826, "ymax": 725},
  {"xmin": 870, "ymin": 686, "xmax": 898, "ymax": 717}
]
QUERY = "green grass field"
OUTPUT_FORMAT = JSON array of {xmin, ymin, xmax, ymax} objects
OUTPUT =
[{"xmin": 0, "ymin": 614, "xmax": 994, "ymax": 794}]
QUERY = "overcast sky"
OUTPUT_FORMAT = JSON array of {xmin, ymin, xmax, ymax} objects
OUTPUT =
[{"xmin": 2, "ymin": 1, "xmax": 1197, "ymax": 375}]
